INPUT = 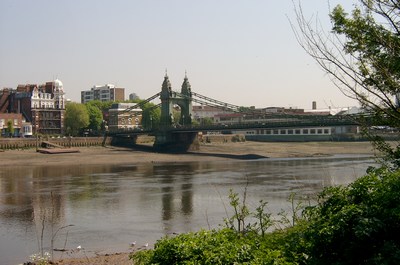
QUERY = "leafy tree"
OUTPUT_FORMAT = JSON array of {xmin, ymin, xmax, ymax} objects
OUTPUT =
[
  {"xmin": 85, "ymin": 100, "xmax": 124, "ymax": 114},
  {"xmin": 85, "ymin": 102, "xmax": 104, "ymax": 133},
  {"xmin": 7, "ymin": 120, "xmax": 14, "ymax": 137},
  {"xmin": 64, "ymin": 102, "xmax": 89, "ymax": 136},
  {"xmin": 141, "ymin": 102, "xmax": 161, "ymax": 129},
  {"xmin": 293, "ymin": 0, "xmax": 400, "ymax": 168},
  {"xmin": 200, "ymin": 116, "xmax": 214, "ymax": 126}
]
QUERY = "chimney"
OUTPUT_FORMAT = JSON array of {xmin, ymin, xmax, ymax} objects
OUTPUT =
[{"xmin": 312, "ymin": 101, "xmax": 317, "ymax": 110}]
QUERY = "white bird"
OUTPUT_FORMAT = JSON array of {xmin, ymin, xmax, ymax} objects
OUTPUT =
[
  {"xmin": 76, "ymin": 245, "xmax": 82, "ymax": 250},
  {"xmin": 144, "ymin": 243, "xmax": 149, "ymax": 248},
  {"xmin": 130, "ymin": 241, "xmax": 136, "ymax": 247}
]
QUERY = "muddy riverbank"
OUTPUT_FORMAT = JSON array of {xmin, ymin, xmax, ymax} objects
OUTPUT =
[{"xmin": 0, "ymin": 141, "xmax": 378, "ymax": 168}]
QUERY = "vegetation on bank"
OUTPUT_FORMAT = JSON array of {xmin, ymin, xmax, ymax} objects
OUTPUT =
[{"xmin": 131, "ymin": 167, "xmax": 400, "ymax": 265}]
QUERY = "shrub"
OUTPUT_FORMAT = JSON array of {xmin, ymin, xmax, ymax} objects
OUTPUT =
[
  {"xmin": 304, "ymin": 167, "xmax": 400, "ymax": 264},
  {"xmin": 131, "ymin": 229, "xmax": 294, "ymax": 265}
]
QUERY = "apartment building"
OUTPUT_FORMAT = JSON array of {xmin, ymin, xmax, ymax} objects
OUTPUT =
[{"xmin": 81, "ymin": 84, "xmax": 125, "ymax": 103}]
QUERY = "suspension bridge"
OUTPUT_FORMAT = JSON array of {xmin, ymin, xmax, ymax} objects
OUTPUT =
[{"xmin": 107, "ymin": 74, "xmax": 364, "ymax": 151}]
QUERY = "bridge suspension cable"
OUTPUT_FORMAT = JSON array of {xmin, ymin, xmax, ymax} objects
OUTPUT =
[
  {"xmin": 118, "ymin": 92, "xmax": 161, "ymax": 113},
  {"xmin": 191, "ymin": 92, "xmax": 242, "ymax": 111}
]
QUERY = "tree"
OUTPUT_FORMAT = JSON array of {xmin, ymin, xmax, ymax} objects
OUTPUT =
[
  {"xmin": 85, "ymin": 102, "xmax": 104, "ymax": 134},
  {"xmin": 292, "ymin": 0, "xmax": 400, "ymax": 168},
  {"xmin": 200, "ymin": 116, "xmax": 214, "ymax": 126},
  {"xmin": 7, "ymin": 120, "xmax": 14, "ymax": 137},
  {"xmin": 141, "ymin": 102, "xmax": 161, "ymax": 129},
  {"xmin": 65, "ymin": 102, "xmax": 89, "ymax": 136}
]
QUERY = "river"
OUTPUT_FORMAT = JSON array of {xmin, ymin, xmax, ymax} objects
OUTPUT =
[{"xmin": 0, "ymin": 154, "xmax": 375, "ymax": 264}]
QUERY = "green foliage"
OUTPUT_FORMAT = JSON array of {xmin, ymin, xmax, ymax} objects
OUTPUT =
[
  {"xmin": 199, "ymin": 117, "xmax": 213, "ymax": 126},
  {"xmin": 277, "ymin": 193, "xmax": 304, "ymax": 228},
  {"xmin": 294, "ymin": 0, "xmax": 400, "ymax": 168},
  {"xmin": 330, "ymin": 3, "xmax": 400, "ymax": 97},
  {"xmin": 304, "ymin": 167, "xmax": 400, "ymax": 264},
  {"xmin": 6, "ymin": 119, "xmax": 14, "ymax": 137},
  {"xmin": 86, "ymin": 100, "xmax": 114, "ymax": 112},
  {"xmin": 328, "ymin": 2, "xmax": 400, "ymax": 168},
  {"xmin": 131, "ymin": 229, "xmax": 294, "ymax": 265},
  {"xmin": 85, "ymin": 103, "xmax": 104, "ymax": 133},
  {"xmin": 224, "ymin": 188, "xmax": 251, "ymax": 235},
  {"xmin": 131, "ymin": 190, "xmax": 300, "ymax": 265},
  {"xmin": 141, "ymin": 102, "xmax": 161, "ymax": 129},
  {"xmin": 64, "ymin": 102, "xmax": 89, "ymax": 136}
]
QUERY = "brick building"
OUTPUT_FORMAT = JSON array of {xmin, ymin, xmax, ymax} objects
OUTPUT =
[{"xmin": 0, "ymin": 79, "xmax": 66, "ymax": 135}]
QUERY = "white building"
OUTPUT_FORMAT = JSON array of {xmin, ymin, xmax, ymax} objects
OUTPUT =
[
  {"xmin": 81, "ymin": 84, "xmax": 125, "ymax": 103},
  {"xmin": 31, "ymin": 79, "xmax": 65, "ymax": 110}
]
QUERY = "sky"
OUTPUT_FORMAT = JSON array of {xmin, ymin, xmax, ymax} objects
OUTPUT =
[{"xmin": 0, "ymin": 0, "xmax": 358, "ymax": 109}]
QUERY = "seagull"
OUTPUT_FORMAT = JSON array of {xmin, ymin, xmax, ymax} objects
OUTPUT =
[
  {"xmin": 130, "ymin": 241, "xmax": 136, "ymax": 247},
  {"xmin": 144, "ymin": 243, "xmax": 149, "ymax": 248},
  {"xmin": 76, "ymin": 245, "xmax": 82, "ymax": 250}
]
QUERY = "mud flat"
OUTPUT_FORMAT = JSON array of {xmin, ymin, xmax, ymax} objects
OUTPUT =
[{"xmin": 0, "ymin": 141, "xmax": 378, "ymax": 168}]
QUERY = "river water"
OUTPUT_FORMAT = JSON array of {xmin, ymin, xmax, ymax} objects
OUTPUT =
[{"xmin": 0, "ymin": 155, "xmax": 375, "ymax": 264}]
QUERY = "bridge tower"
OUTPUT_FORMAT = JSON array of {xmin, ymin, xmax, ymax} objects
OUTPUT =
[
  {"xmin": 159, "ymin": 73, "xmax": 193, "ymax": 128},
  {"xmin": 155, "ymin": 73, "xmax": 198, "ymax": 151}
]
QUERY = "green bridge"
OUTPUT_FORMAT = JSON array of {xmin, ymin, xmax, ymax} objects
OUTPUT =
[{"xmin": 108, "ymin": 74, "xmax": 370, "ymax": 152}]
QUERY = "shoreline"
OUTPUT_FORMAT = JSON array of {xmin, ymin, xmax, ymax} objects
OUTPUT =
[{"xmin": 1, "ymin": 141, "xmax": 378, "ymax": 168}]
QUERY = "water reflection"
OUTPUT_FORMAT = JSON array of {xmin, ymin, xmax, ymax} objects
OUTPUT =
[{"xmin": 0, "ymin": 155, "xmax": 375, "ymax": 264}]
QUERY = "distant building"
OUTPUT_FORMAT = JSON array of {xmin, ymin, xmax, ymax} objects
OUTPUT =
[
  {"xmin": 129, "ymin": 93, "xmax": 139, "ymax": 101},
  {"xmin": 0, "ymin": 79, "xmax": 66, "ymax": 135},
  {"xmin": 0, "ymin": 113, "xmax": 27, "ymax": 137},
  {"xmin": 107, "ymin": 103, "xmax": 142, "ymax": 132},
  {"xmin": 81, "ymin": 84, "xmax": 125, "ymax": 103},
  {"xmin": 192, "ymin": 105, "xmax": 230, "ymax": 122}
]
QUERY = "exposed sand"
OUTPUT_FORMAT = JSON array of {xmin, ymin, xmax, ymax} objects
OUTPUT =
[
  {"xmin": 1, "ymin": 141, "xmax": 377, "ymax": 168},
  {"xmin": 5, "ymin": 141, "xmax": 377, "ymax": 264}
]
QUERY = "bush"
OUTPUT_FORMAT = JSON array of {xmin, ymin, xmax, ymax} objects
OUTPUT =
[
  {"xmin": 131, "ymin": 229, "xmax": 294, "ymax": 265},
  {"xmin": 231, "ymin": 134, "xmax": 245, "ymax": 142},
  {"xmin": 304, "ymin": 167, "xmax": 400, "ymax": 264}
]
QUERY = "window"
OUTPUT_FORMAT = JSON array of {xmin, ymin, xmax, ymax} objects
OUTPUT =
[
  {"xmin": 317, "ymin": 129, "xmax": 323, "ymax": 134},
  {"xmin": 310, "ymin": 129, "xmax": 316, "ymax": 134},
  {"xmin": 324, "ymin": 129, "xmax": 330, "ymax": 134},
  {"xmin": 273, "ymin": 130, "xmax": 279, "ymax": 134},
  {"xmin": 14, "ymin": 119, "xmax": 18, "ymax": 126},
  {"xmin": 288, "ymin": 129, "xmax": 293, "ymax": 134},
  {"xmin": 280, "ymin": 129, "xmax": 286, "ymax": 134},
  {"xmin": 303, "ymin": 129, "xmax": 309, "ymax": 134},
  {"xmin": 266, "ymin": 130, "xmax": 271, "ymax": 135},
  {"xmin": 295, "ymin": 129, "xmax": 301, "ymax": 134}
]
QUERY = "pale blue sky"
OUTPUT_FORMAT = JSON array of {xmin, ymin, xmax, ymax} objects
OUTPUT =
[{"xmin": 0, "ymin": 0, "xmax": 357, "ymax": 109}]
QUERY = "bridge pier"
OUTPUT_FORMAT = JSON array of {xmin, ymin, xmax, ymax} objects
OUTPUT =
[
  {"xmin": 153, "ymin": 131, "xmax": 199, "ymax": 152},
  {"xmin": 110, "ymin": 135, "xmax": 138, "ymax": 147}
]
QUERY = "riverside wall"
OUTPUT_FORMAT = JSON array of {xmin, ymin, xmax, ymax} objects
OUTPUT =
[
  {"xmin": 0, "ymin": 134, "xmax": 245, "ymax": 150},
  {"xmin": 0, "ymin": 136, "xmax": 112, "ymax": 150}
]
